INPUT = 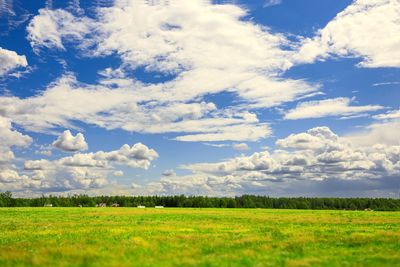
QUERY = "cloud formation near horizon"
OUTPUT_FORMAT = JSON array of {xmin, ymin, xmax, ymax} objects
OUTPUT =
[{"xmin": 147, "ymin": 126, "xmax": 400, "ymax": 196}]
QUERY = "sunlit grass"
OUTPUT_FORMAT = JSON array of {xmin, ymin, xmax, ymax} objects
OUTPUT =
[{"xmin": 0, "ymin": 208, "xmax": 399, "ymax": 266}]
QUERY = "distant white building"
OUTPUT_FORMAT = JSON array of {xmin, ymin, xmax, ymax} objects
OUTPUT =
[
  {"xmin": 155, "ymin": 206, "xmax": 164, "ymax": 208},
  {"xmin": 44, "ymin": 203, "xmax": 53, "ymax": 207},
  {"xmin": 137, "ymin": 205, "xmax": 146, "ymax": 208}
]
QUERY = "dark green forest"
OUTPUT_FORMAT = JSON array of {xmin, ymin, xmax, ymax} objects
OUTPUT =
[{"xmin": 1, "ymin": 191, "xmax": 400, "ymax": 210}]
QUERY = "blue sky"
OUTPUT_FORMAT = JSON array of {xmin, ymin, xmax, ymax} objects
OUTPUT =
[{"xmin": 0, "ymin": 0, "xmax": 399, "ymax": 197}]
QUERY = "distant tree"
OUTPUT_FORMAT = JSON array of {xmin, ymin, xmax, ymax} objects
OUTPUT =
[{"xmin": 1, "ymin": 192, "xmax": 400, "ymax": 210}]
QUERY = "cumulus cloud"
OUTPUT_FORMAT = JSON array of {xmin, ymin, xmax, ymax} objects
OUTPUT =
[
  {"xmin": 0, "ymin": 47, "xmax": 27, "ymax": 76},
  {"xmin": 0, "ymin": 116, "xmax": 33, "ymax": 190},
  {"xmin": 0, "ymin": 169, "xmax": 25, "ymax": 183},
  {"xmin": 8, "ymin": 142, "xmax": 158, "ymax": 192},
  {"xmin": 0, "ymin": 116, "xmax": 32, "ymax": 165},
  {"xmin": 0, "ymin": 116, "xmax": 32, "ymax": 149},
  {"xmin": 276, "ymin": 126, "xmax": 340, "ymax": 150},
  {"xmin": 295, "ymin": 0, "xmax": 400, "ymax": 68},
  {"xmin": 52, "ymin": 130, "xmax": 88, "ymax": 152},
  {"xmin": 284, "ymin": 97, "xmax": 383, "ymax": 120},
  {"xmin": 144, "ymin": 126, "xmax": 400, "ymax": 195},
  {"xmin": 24, "ymin": 159, "xmax": 50, "ymax": 171},
  {"xmin": 58, "ymin": 143, "xmax": 158, "ymax": 169}
]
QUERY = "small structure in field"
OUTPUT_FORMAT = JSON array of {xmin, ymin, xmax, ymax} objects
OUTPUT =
[
  {"xmin": 112, "ymin": 203, "xmax": 120, "ymax": 207},
  {"xmin": 96, "ymin": 203, "xmax": 107, "ymax": 207},
  {"xmin": 137, "ymin": 205, "xmax": 145, "ymax": 208},
  {"xmin": 155, "ymin": 206, "xmax": 164, "ymax": 208},
  {"xmin": 43, "ymin": 203, "xmax": 53, "ymax": 207},
  {"xmin": 364, "ymin": 208, "xmax": 374, "ymax": 211}
]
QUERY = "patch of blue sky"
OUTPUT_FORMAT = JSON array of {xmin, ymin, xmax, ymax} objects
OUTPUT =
[{"xmin": 239, "ymin": 0, "xmax": 353, "ymax": 37}]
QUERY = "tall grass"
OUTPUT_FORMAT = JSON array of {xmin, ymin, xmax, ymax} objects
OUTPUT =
[{"xmin": 0, "ymin": 208, "xmax": 399, "ymax": 266}]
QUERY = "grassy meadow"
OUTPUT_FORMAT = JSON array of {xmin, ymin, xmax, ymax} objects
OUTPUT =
[{"xmin": 0, "ymin": 208, "xmax": 399, "ymax": 267}]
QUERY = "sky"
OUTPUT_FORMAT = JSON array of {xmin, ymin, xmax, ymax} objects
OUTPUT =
[{"xmin": 0, "ymin": 0, "xmax": 399, "ymax": 198}]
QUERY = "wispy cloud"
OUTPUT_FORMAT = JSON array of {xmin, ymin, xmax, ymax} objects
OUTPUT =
[
  {"xmin": 372, "ymin": 81, "xmax": 400, "ymax": 87},
  {"xmin": 284, "ymin": 97, "xmax": 383, "ymax": 120},
  {"xmin": 263, "ymin": 0, "xmax": 282, "ymax": 8}
]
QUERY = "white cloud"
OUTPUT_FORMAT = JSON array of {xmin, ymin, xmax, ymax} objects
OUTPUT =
[
  {"xmin": 0, "ymin": 116, "xmax": 32, "ymax": 149},
  {"xmin": 52, "ymin": 130, "xmax": 88, "ymax": 152},
  {"xmin": 0, "ymin": 116, "xmax": 32, "ymax": 166},
  {"xmin": 344, "ymin": 120, "xmax": 400, "ymax": 146},
  {"xmin": 131, "ymin": 182, "xmax": 142, "ymax": 189},
  {"xmin": 175, "ymin": 123, "xmax": 270, "ymax": 142},
  {"xmin": 0, "ymin": 149, "xmax": 15, "ymax": 164},
  {"xmin": 204, "ymin": 142, "xmax": 250, "ymax": 150},
  {"xmin": 0, "ymin": 47, "xmax": 27, "ymax": 77},
  {"xmin": 372, "ymin": 81, "xmax": 400, "ymax": 87},
  {"xmin": 373, "ymin": 109, "xmax": 400, "ymax": 120},
  {"xmin": 24, "ymin": 159, "xmax": 50, "ymax": 170},
  {"xmin": 284, "ymin": 97, "xmax": 383, "ymax": 120},
  {"xmin": 263, "ymin": 0, "xmax": 282, "ymax": 8},
  {"xmin": 295, "ymin": 0, "xmax": 400, "ymax": 68},
  {"xmin": 27, "ymin": 8, "xmax": 92, "ymax": 52},
  {"xmin": 276, "ymin": 126, "xmax": 341, "ymax": 151},
  {"xmin": 92, "ymin": 1, "xmax": 294, "ymax": 74},
  {"xmin": 232, "ymin": 143, "xmax": 250, "ymax": 151},
  {"xmin": 0, "ymin": 116, "xmax": 32, "ymax": 190},
  {"xmin": 113, "ymin": 170, "xmax": 124, "ymax": 177},
  {"xmin": 0, "ymin": 169, "xmax": 25, "ymax": 183},
  {"xmin": 203, "ymin": 143, "xmax": 229, "ymax": 148}
]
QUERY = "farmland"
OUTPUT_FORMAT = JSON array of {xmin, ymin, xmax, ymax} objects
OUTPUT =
[{"xmin": 0, "ymin": 208, "xmax": 399, "ymax": 267}]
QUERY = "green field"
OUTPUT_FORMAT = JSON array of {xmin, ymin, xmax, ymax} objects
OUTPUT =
[{"xmin": 0, "ymin": 208, "xmax": 399, "ymax": 267}]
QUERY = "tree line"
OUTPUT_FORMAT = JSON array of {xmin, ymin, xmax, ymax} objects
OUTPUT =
[{"xmin": 1, "ymin": 191, "xmax": 400, "ymax": 210}]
